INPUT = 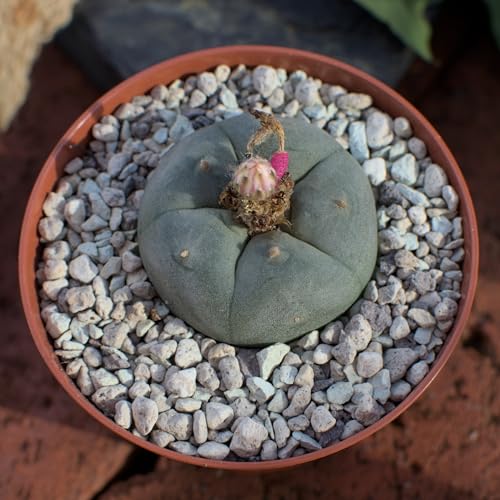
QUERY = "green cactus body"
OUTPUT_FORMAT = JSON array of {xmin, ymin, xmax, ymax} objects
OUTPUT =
[{"xmin": 138, "ymin": 114, "xmax": 377, "ymax": 346}]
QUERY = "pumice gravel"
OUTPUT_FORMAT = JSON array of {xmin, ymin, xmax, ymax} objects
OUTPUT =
[{"xmin": 36, "ymin": 63, "xmax": 464, "ymax": 461}]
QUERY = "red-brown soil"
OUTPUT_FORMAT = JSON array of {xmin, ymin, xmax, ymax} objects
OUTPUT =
[{"xmin": 1, "ymin": 19, "xmax": 499, "ymax": 499}]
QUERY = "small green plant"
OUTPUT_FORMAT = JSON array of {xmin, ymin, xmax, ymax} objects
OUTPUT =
[{"xmin": 354, "ymin": 0, "xmax": 500, "ymax": 61}]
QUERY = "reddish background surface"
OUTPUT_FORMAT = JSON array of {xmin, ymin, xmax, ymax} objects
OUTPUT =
[{"xmin": 1, "ymin": 14, "xmax": 500, "ymax": 499}]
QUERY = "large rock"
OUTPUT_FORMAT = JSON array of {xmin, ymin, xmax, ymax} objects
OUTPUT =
[{"xmin": 57, "ymin": 0, "xmax": 412, "ymax": 90}]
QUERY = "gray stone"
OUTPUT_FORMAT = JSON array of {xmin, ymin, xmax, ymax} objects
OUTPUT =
[
  {"xmin": 326, "ymin": 381, "xmax": 353, "ymax": 405},
  {"xmin": 406, "ymin": 361, "xmax": 429, "ymax": 386},
  {"xmin": 193, "ymin": 410, "xmax": 208, "ymax": 444},
  {"xmin": 434, "ymin": 298, "xmax": 458, "ymax": 321},
  {"xmin": 230, "ymin": 417, "xmax": 268, "ymax": 457},
  {"xmin": 294, "ymin": 364, "xmax": 315, "ymax": 387},
  {"xmin": 292, "ymin": 431, "xmax": 321, "ymax": 451},
  {"xmin": 197, "ymin": 71, "xmax": 218, "ymax": 96},
  {"xmin": 252, "ymin": 65, "xmax": 279, "ymax": 98},
  {"xmin": 273, "ymin": 417, "xmax": 291, "ymax": 448},
  {"xmin": 287, "ymin": 415, "xmax": 309, "ymax": 431},
  {"xmin": 114, "ymin": 400, "xmax": 132, "ymax": 428},
  {"xmin": 393, "ymin": 117, "xmax": 412, "ymax": 138},
  {"xmin": 219, "ymin": 86, "xmax": 238, "ymax": 109},
  {"xmin": 363, "ymin": 157, "xmax": 386, "ymax": 186},
  {"xmin": 43, "ymin": 241, "xmax": 71, "ymax": 261},
  {"xmin": 337, "ymin": 93, "xmax": 372, "ymax": 110},
  {"xmin": 267, "ymin": 389, "xmax": 289, "ymax": 413},
  {"xmin": 296, "ymin": 330, "xmax": 320, "ymax": 350},
  {"xmin": 442, "ymin": 185, "xmax": 459, "ymax": 212},
  {"xmin": 44, "ymin": 259, "xmax": 68, "ymax": 280},
  {"xmin": 164, "ymin": 367, "xmax": 197, "ymax": 397},
  {"xmin": 102, "ymin": 321, "xmax": 130, "ymax": 348},
  {"xmin": 348, "ymin": 121, "xmax": 369, "ymax": 162},
  {"xmin": 389, "ymin": 316, "xmax": 410, "ymax": 340},
  {"xmin": 42, "ymin": 279, "xmax": 69, "ymax": 301},
  {"xmin": 408, "ymin": 308, "xmax": 436, "ymax": 328},
  {"xmin": 66, "ymin": 285, "xmax": 96, "ymax": 313},
  {"xmin": 91, "ymin": 384, "xmax": 127, "ymax": 415},
  {"xmin": 261, "ymin": 440, "xmax": 278, "ymax": 460},
  {"xmin": 92, "ymin": 122, "xmax": 118, "ymax": 142},
  {"xmin": 175, "ymin": 398, "xmax": 202, "ymax": 412},
  {"xmin": 170, "ymin": 114, "xmax": 194, "ymax": 142},
  {"xmin": 247, "ymin": 377, "xmax": 275, "ymax": 404},
  {"xmin": 341, "ymin": 419, "xmax": 364, "ymax": 439},
  {"xmin": 391, "ymin": 153, "xmax": 417, "ymax": 185},
  {"xmin": 157, "ymin": 409, "xmax": 193, "ymax": 440},
  {"xmin": 81, "ymin": 214, "xmax": 108, "ymax": 232},
  {"xmin": 394, "ymin": 249, "xmax": 420, "ymax": 270},
  {"xmin": 231, "ymin": 397, "xmax": 257, "ymax": 418},
  {"xmin": 344, "ymin": 314, "xmax": 372, "ymax": 351},
  {"xmin": 150, "ymin": 430, "xmax": 174, "ymax": 448},
  {"xmin": 102, "ymin": 187, "xmax": 125, "ymax": 206},
  {"xmin": 390, "ymin": 380, "xmax": 412, "ymax": 402},
  {"xmin": 295, "ymin": 79, "xmax": 320, "ymax": 106},
  {"xmin": 310, "ymin": 405, "xmax": 336, "ymax": 433},
  {"xmin": 206, "ymin": 402, "xmax": 234, "ymax": 430},
  {"xmin": 219, "ymin": 355, "xmax": 244, "ymax": 389},
  {"xmin": 189, "ymin": 89, "xmax": 207, "ymax": 108},
  {"xmin": 356, "ymin": 351, "xmax": 383, "ymax": 378},
  {"xmin": 379, "ymin": 227, "xmax": 405, "ymax": 253},
  {"xmin": 331, "ymin": 338, "xmax": 357, "ymax": 366},
  {"xmin": 366, "ymin": 111, "xmax": 393, "ymax": 149},
  {"xmin": 414, "ymin": 327, "xmax": 433, "ymax": 345},
  {"xmin": 277, "ymin": 437, "xmax": 299, "ymax": 459},
  {"xmin": 90, "ymin": 368, "xmax": 119, "ymax": 389},
  {"xmin": 369, "ymin": 369, "xmax": 391, "ymax": 404},
  {"xmin": 196, "ymin": 362, "xmax": 220, "ymax": 391},
  {"xmin": 256, "ymin": 343, "xmax": 290, "ymax": 380},
  {"xmin": 174, "ymin": 338, "xmax": 202, "ymax": 368},
  {"xmin": 131, "ymin": 396, "xmax": 158, "ymax": 435},
  {"xmin": 384, "ymin": 348, "xmax": 419, "ymax": 382},
  {"xmin": 198, "ymin": 442, "xmax": 230, "ymax": 460},
  {"xmin": 283, "ymin": 386, "xmax": 312, "ymax": 417},
  {"xmin": 313, "ymin": 344, "xmax": 333, "ymax": 365},
  {"xmin": 352, "ymin": 394, "xmax": 384, "ymax": 426},
  {"xmin": 431, "ymin": 216, "xmax": 453, "ymax": 235},
  {"xmin": 45, "ymin": 312, "xmax": 71, "ymax": 339},
  {"xmin": 397, "ymin": 184, "xmax": 430, "ymax": 207},
  {"xmin": 408, "ymin": 137, "xmax": 427, "ymax": 159},
  {"xmin": 424, "ymin": 164, "xmax": 448, "ymax": 197},
  {"xmin": 69, "ymin": 255, "xmax": 98, "ymax": 283},
  {"xmin": 411, "ymin": 271, "xmax": 437, "ymax": 295},
  {"xmin": 279, "ymin": 365, "xmax": 298, "ymax": 385},
  {"xmin": 169, "ymin": 441, "xmax": 197, "ymax": 455}
]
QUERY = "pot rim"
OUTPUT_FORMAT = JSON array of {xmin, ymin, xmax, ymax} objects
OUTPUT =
[{"xmin": 18, "ymin": 44, "xmax": 479, "ymax": 471}]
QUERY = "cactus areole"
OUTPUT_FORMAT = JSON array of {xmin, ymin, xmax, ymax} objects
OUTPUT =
[{"xmin": 138, "ymin": 112, "xmax": 377, "ymax": 346}]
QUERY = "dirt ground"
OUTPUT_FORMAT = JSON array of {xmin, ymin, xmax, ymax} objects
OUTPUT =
[{"xmin": 1, "ymin": 16, "xmax": 499, "ymax": 500}]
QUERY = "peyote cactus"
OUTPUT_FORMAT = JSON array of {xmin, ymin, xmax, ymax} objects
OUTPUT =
[{"xmin": 138, "ymin": 113, "xmax": 377, "ymax": 346}]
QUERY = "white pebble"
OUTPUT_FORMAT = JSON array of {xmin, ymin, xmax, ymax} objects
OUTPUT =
[
  {"xmin": 174, "ymin": 339, "xmax": 202, "ymax": 368},
  {"xmin": 256, "ymin": 343, "xmax": 290, "ymax": 380},
  {"xmin": 198, "ymin": 442, "xmax": 230, "ymax": 460},
  {"xmin": 38, "ymin": 216, "xmax": 64, "ymax": 241},
  {"xmin": 206, "ymin": 402, "xmax": 234, "ymax": 430},
  {"xmin": 363, "ymin": 158, "xmax": 387, "ymax": 186}
]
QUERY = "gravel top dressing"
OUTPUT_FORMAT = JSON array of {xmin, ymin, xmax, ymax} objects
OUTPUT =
[{"xmin": 36, "ymin": 64, "xmax": 463, "ymax": 461}]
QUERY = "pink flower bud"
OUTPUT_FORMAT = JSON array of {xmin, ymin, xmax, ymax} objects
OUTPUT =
[
  {"xmin": 271, "ymin": 151, "xmax": 289, "ymax": 179},
  {"xmin": 232, "ymin": 157, "xmax": 278, "ymax": 200}
]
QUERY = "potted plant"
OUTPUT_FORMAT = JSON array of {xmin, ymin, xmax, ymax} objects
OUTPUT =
[{"xmin": 19, "ymin": 46, "xmax": 478, "ymax": 470}]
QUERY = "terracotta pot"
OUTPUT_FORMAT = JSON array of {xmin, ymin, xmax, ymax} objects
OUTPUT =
[{"xmin": 19, "ymin": 46, "xmax": 479, "ymax": 471}]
